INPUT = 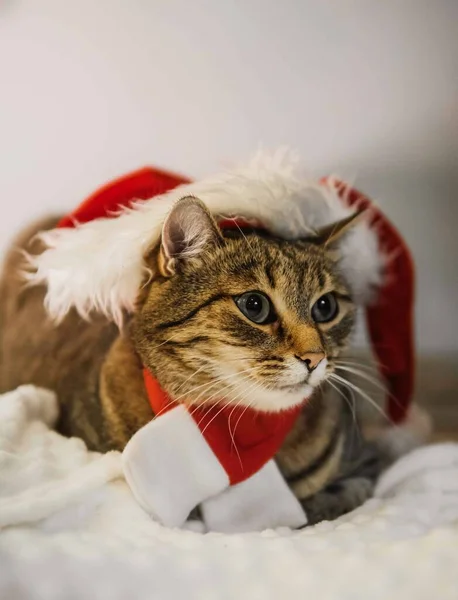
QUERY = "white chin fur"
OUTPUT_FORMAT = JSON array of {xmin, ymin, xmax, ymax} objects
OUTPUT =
[
  {"xmin": 226, "ymin": 358, "xmax": 329, "ymax": 413},
  {"xmin": 26, "ymin": 149, "xmax": 383, "ymax": 326},
  {"xmin": 238, "ymin": 384, "xmax": 314, "ymax": 413}
]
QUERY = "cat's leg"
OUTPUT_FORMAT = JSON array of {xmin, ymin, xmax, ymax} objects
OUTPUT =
[
  {"xmin": 299, "ymin": 439, "xmax": 382, "ymax": 525},
  {"xmin": 300, "ymin": 476, "xmax": 374, "ymax": 525},
  {"xmin": 277, "ymin": 384, "xmax": 384, "ymax": 526}
]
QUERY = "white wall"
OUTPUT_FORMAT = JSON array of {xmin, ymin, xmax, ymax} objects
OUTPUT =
[{"xmin": 0, "ymin": 1, "xmax": 457, "ymax": 353}]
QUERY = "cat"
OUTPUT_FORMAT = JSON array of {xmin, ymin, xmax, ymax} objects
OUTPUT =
[{"xmin": 0, "ymin": 196, "xmax": 381, "ymax": 525}]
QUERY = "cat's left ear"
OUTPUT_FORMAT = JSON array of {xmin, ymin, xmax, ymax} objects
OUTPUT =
[
  {"xmin": 307, "ymin": 209, "xmax": 366, "ymax": 248},
  {"xmin": 158, "ymin": 196, "xmax": 224, "ymax": 277}
]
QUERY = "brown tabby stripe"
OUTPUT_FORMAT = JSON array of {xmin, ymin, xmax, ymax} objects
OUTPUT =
[
  {"xmin": 164, "ymin": 335, "xmax": 212, "ymax": 348},
  {"xmin": 275, "ymin": 322, "xmax": 287, "ymax": 343},
  {"xmin": 317, "ymin": 271, "xmax": 326, "ymax": 289},
  {"xmin": 265, "ymin": 262, "xmax": 276, "ymax": 288},
  {"xmin": 285, "ymin": 421, "xmax": 343, "ymax": 484},
  {"xmin": 231, "ymin": 258, "xmax": 258, "ymax": 277},
  {"xmin": 157, "ymin": 294, "xmax": 228, "ymax": 330},
  {"xmin": 328, "ymin": 313, "xmax": 354, "ymax": 344},
  {"xmin": 223, "ymin": 340, "xmax": 251, "ymax": 348},
  {"xmin": 258, "ymin": 356, "xmax": 285, "ymax": 363},
  {"xmin": 259, "ymin": 364, "xmax": 285, "ymax": 372},
  {"xmin": 222, "ymin": 315, "xmax": 270, "ymax": 345}
]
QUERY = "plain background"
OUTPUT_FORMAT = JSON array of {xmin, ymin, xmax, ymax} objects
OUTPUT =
[{"xmin": 0, "ymin": 1, "xmax": 457, "ymax": 355}]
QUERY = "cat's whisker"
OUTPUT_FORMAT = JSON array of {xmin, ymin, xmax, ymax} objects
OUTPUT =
[
  {"xmin": 226, "ymin": 376, "xmax": 265, "ymax": 415},
  {"xmin": 228, "ymin": 405, "xmax": 246, "ymax": 469},
  {"xmin": 151, "ymin": 400, "xmax": 178, "ymax": 419},
  {"xmin": 203, "ymin": 366, "xmax": 267, "ymax": 401},
  {"xmin": 337, "ymin": 359, "xmax": 378, "ymax": 374},
  {"xmin": 149, "ymin": 331, "xmax": 186, "ymax": 350},
  {"xmin": 227, "ymin": 388, "xmax": 261, "ymax": 475},
  {"xmin": 334, "ymin": 362, "xmax": 403, "ymax": 411},
  {"xmin": 186, "ymin": 365, "xmax": 268, "ymax": 416},
  {"xmin": 153, "ymin": 372, "xmax": 244, "ymax": 420},
  {"xmin": 329, "ymin": 373, "xmax": 393, "ymax": 425},
  {"xmin": 230, "ymin": 396, "xmax": 257, "ymax": 475},
  {"xmin": 220, "ymin": 357, "xmax": 261, "ymax": 363},
  {"xmin": 342, "ymin": 376, "xmax": 357, "ymax": 423},
  {"xmin": 149, "ymin": 346, "xmax": 218, "ymax": 420},
  {"xmin": 326, "ymin": 379, "xmax": 361, "ymax": 447},
  {"xmin": 336, "ymin": 359, "xmax": 404, "ymax": 410},
  {"xmin": 184, "ymin": 378, "xmax": 238, "ymax": 412},
  {"xmin": 226, "ymin": 380, "xmax": 264, "ymax": 468},
  {"xmin": 186, "ymin": 371, "xmax": 260, "ymax": 419},
  {"xmin": 198, "ymin": 374, "xmax": 265, "ymax": 435},
  {"xmin": 153, "ymin": 371, "xmax": 255, "ymax": 420},
  {"xmin": 334, "ymin": 364, "xmax": 387, "ymax": 394},
  {"xmin": 327, "ymin": 379, "xmax": 356, "ymax": 421},
  {"xmin": 172, "ymin": 365, "xmax": 262, "ymax": 404},
  {"xmin": 199, "ymin": 373, "xmax": 264, "ymax": 422},
  {"xmin": 343, "ymin": 353, "xmax": 391, "ymax": 371},
  {"xmin": 198, "ymin": 394, "xmax": 239, "ymax": 436},
  {"xmin": 173, "ymin": 364, "xmax": 208, "ymax": 396},
  {"xmin": 233, "ymin": 388, "xmax": 253, "ymax": 436},
  {"xmin": 231, "ymin": 219, "xmax": 255, "ymax": 252}
]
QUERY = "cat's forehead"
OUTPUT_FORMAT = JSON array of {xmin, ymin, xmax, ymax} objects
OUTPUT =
[
  {"xmin": 226, "ymin": 236, "xmax": 326, "ymax": 272},
  {"xmin": 213, "ymin": 236, "xmax": 339, "ymax": 298}
]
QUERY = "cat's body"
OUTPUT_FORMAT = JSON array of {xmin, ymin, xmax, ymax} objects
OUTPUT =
[{"xmin": 0, "ymin": 202, "xmax": 381, "ymax": 524}]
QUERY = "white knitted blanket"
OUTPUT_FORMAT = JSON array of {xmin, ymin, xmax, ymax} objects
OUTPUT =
[{"xmin": 1, "ymin": 385, "xmax": 458, "ymax": 600}]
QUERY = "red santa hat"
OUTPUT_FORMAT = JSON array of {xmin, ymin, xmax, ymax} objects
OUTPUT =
[
  {"xmin": 50, "ymin": 157, "xmax": 413, "ymax": 427},
  {"xmin": 27, "ymin": 151, "xmax": 432, "ymax": 437}
]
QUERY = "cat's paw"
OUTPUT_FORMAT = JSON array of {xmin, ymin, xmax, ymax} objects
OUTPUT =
[{"xmin": 299, "ymin": 476, "xmax": 374, "ymax": 526}]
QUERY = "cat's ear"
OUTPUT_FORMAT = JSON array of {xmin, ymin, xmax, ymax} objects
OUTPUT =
[
  {"xmin": 158, "ymin": 196, "xmax": 224, "ymax": 277},
  {"xmin": 308, "ymin": 209, "xmax": 366, "ymax": 248}
]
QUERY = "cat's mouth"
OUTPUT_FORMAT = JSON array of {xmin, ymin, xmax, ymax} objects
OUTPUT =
[
  {"xmin": 219, "ymin": 359, "xmax": 331, "ymax": 411},
  {"xmin": 275, "ymin": 358, "xmax": 330, "ymax": 393}
]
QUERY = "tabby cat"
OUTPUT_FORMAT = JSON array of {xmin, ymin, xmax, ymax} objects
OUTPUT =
[{"xmin": 0, "ymin": 196, "xmax": 381, "ymax": 524}]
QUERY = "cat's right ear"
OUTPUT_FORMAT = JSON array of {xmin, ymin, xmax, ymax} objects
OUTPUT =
[
  {"xmin": 157, "ymin": 196, "xmax": 224, "ymax": 277},
  {"xmin": 307, "ymin": 209, "xmax": 366, "ymax": 248}
]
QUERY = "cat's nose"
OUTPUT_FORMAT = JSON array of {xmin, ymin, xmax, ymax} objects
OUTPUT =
[{"xmin": 295, "ymin": 352, "xmax": 325, "ymax": 372}]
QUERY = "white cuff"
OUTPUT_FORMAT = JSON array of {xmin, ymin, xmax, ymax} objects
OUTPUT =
[
  {"xmin": 122, "ymin": 405, "xmax": 229, "ymax": 527},
  {"xmin": 201, "ymin": 459, "xmax": 307, "ymax": 533}
]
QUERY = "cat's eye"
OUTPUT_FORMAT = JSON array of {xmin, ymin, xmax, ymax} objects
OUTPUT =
[
  {"xmin": 235, "ymin": 292, "xmax": 276, "ymax": 324},
  {"xmin": 311, "ymin": 293, "xmax": 339, "ymax": 323}
]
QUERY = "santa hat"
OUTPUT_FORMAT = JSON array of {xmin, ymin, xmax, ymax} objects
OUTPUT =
[{"xmin": 27, "ymin": 150, "xmax": 429, "ymax": 438}]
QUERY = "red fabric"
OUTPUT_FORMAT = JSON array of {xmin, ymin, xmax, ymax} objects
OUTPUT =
[
  {"xmin": 58, "ymin": 166, "xmax": 190, "ymax": 228},
  {"xmin": 143, "ymin": 369, "xmax": 302, "ymax": 485},
  {"xmin": 322, "ymin": 179, "xmax": 415, "ymax": 423},
  {"xmin": 218, "ymin": 217, "xmax": 264, "ymax": 231}
]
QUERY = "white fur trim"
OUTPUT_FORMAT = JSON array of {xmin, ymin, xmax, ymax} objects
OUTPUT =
[
  {"xmin": 201, "ymin": 459, "xmax": 307, "ymax": 533},
  {"xmin": 26, "ymin": 149, "xmax": 382, "ymax": 325},
  {"xmin": 375, "ymin": 404, "xmax": 433, "ymax": 463},
  {"xmin": 122, "ymin": 405, "xmax": 229, "ymax": 528}
]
